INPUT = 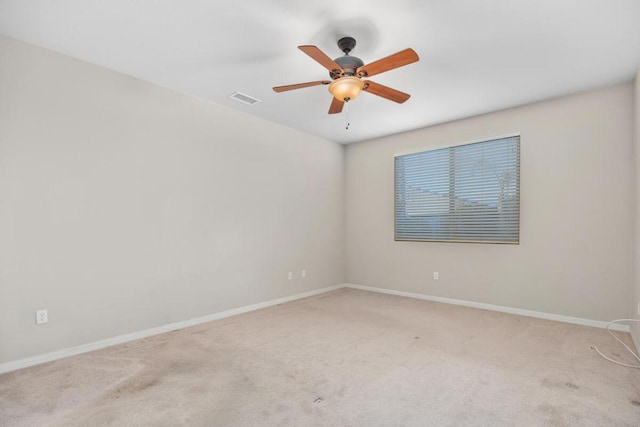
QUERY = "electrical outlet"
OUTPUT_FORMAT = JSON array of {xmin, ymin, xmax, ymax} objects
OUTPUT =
[
  {"xmin": 301, "ymin": 269, "xmax": 306, "ymax": 278},
  {"xmin": 433, "ymin": 272, "xmax": 439, "ymax": 280},
  {"xmin": 36, "ymin": 309, "xmax": 48, "ymax": 325},
  {"xmin": 288, "ymin": 272, "xmax": 293, "ymax": 280}
]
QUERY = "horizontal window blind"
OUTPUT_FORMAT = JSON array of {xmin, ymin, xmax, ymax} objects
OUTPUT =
[{"xmin": 395, "ymin": 136, "xmax": 520, "ymax": 243}]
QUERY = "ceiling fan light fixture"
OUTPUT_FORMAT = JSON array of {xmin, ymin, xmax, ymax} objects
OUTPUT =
[{"xmin": 328, "ymin": 76, "xmax": 364, "ymax": 102}]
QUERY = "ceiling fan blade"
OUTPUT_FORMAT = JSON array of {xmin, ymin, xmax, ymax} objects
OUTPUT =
[
  {"xmin": 363, "ymin": 80, "xmax": 411, "ymax": 103},
  {"xmin": 273, "ymin": 80, "xmax": 331, "ymax": 93},
  {"xmin": 328, "ymin": 97, "xmax": 344, "ymax": 114},
  {"xmin": 299, "ymin": 45, "xmax": 343, "ymax": 73},
  {"xmin": 357, "ymin": 48, "xmax": 419, "ymax": 78}
]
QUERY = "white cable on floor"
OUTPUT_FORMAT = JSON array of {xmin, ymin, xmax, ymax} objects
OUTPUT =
[{"xmin": 591, "ymin": 319, "xmax": 640, "ymax": 369}]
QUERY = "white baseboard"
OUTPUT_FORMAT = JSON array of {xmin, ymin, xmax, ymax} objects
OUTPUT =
[
  {"xmin": 344, "ymin": 283, "xmax": 631, "ymax": 333},
  {"xmin": 0, "ymin": 284, "xmax": 343, "ymax": 375},
  {"xmin": 631, "ymin": 325, "xmax": 640, "ymax": 354}
]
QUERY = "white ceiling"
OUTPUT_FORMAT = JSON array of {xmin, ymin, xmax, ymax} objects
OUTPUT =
[{"xmin": 1, "ymin": 1, "xmax": 640, "ymax": 144}]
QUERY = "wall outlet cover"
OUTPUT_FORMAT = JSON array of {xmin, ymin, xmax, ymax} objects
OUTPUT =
[{"xmin": 36, "ymin": 309, "xmax": 48, "ymax": 325}]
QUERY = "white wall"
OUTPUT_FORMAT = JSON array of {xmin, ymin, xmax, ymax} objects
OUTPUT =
[
  {"xmin": 346, "ymin": 83, "xmax": 634, "ymax": 322},
  {"xmin": 0, "ymin": 36, "xmax": 345, "ymax": 364}
]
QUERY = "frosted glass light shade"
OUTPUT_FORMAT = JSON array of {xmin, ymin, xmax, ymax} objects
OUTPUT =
[{"xmin": 328, "ymin": 76, "xmax": 365, "ymax": 102}]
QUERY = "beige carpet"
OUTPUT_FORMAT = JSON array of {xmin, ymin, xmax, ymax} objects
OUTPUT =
[{"xmin": 1, "ymin": 288, "xmax": 639, "ymax": 426}]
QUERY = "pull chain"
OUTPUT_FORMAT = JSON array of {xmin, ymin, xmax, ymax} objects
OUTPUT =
[{"xmin": 345, "ymin": 100, "xmax": 350, "ymax": 130}]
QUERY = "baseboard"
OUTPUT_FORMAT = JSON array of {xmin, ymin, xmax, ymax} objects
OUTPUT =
[
  {"xmin": 344, "ymin": 283, "xmax": 631, "ymax": 332},
  {"xmin": 631, "ymin": 324, "xmax": 640, "ymax": 354},
  {"xmin": 0, "ymin": 284, "xmax": 343, "ymax": 375}
]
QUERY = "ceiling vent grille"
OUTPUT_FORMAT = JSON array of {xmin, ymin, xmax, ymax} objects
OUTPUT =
[{"xmin": 229, "ymin": 92, "xmax": 262, "ymax": 105}]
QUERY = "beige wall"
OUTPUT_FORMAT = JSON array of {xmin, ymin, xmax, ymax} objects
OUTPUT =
[
  {"xmin": 633, "ymin": 68, "xmax": 640, "ymax": 348},
  {"xmin": 346, "ymin": 83, "xmax": 634, "ymax": 322},
  {"xmin": 0, "ymin": 36, "xmax": 345, "ymax": 364}
]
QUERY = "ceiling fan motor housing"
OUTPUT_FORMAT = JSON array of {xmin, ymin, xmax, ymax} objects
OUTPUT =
[
  {"xmin": 333, "ymin": 55, "xmax": 364, "ymax": 78},
  {"xmin": 329, "ymin": 37, "xmax": 364, "ymax": 79}
]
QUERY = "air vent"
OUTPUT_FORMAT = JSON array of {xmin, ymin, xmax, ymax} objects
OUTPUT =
[{"xmin": 229, "ymin": 92, "xmax": 262, "ymax": 105}]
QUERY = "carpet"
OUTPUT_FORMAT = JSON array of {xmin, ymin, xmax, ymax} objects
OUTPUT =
[{"xmin": 1, "ymin": 288, "xmax": 639, "ymax": 426}]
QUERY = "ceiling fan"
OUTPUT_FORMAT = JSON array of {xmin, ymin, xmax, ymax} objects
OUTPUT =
[{"xmin": 273, "ymin": 37, "xmax": 419, "ymax": 114}]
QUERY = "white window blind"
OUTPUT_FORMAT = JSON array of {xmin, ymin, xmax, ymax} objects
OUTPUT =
[{"xmin": 395, "ymin": 136, "xmax": 520, "ymax": 243}]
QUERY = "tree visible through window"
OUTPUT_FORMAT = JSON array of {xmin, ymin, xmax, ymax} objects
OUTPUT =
[{"xmin": 395, "ymin": 135, "xmax": 520, "ymax": 243}]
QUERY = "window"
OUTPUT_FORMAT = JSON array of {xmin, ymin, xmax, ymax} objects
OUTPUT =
[{"xmin": 395, "ymin": 135, "xmax": 520, "ymax": 243}]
